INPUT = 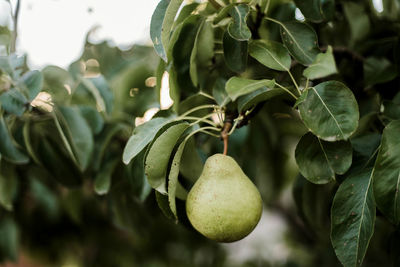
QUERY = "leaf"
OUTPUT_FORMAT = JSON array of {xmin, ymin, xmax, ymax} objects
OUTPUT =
[
  {"xmin": 228, "ymin": 4, "xmax": 252, "ymax": 41},
  {"xmin": 0, "ymin": 89, "xmax": 27, "ymax": 116},
  {"xmin": 144, "ymin": 121, "xmax": 189, "ymax": 193},
  {"xmin": 155, "ymin": 191, "xmax": 175, "ymax": 220},
  {"xmin": 295, "ymin": 132, "xmax": 352, "ymax": 184},
  {"xmin": 280, "ymin": 21, "xmax": 320, "ymax": 65},
  {"xmin": 179, "ymin": 137, "xmax": 203, "ymax": 182},
  {"xmin": 57, "ymin": 106, "xmax": 94, "ymax": 171},
  {"xmin": 80, "ymin": 76, "xmax": 113, "ymax": 114},
  {"xmin": 343, "ymin": 2, "xmax": 370, "ymax": 45},
  {"xmin": 212, "ymin": 78, "xmax": 230, "ymax": 107},
  {"xmin": 363, "ymin": 57, "xmax": 397, "ymax": 87},
  {"xmin": 237, "ymin": 84, "xmax": 282, "ymax": 113},
  {"xmin": 94, "ymin": 159, "xmax": 118, "ymax": 195},
  {"xmin": 0, "ymin": 217, "xmax": 19, "ymax": 262},
  {"xmin": 122, "ymin": 117, "xmax": 169, "ymax": 165},
  {"xmin": 294, "ymin": 88, "xmax": 308, "ymax": 108},
  {"xmin": 79, "ymin": 106, "xmax": 104, "ymax": 135},
  {"xmin": 331, "ymin": 168, "xmax": 376, "ymax": 267},
  {"xmin": 249, "ymin": 39, "xmax": 291, "ymax": 71},
  {"xmin": 0, "ymin": 116, "xmax": 29, "ymax": 164},
  {"xmin": 372, "ymin": 121, "xmax": 400, "ymax": 225},
  {"xmin": 294, "ymin": 0, "xmax": 335, "ymax": 22},
  {"xmin": 298, "ymin": 81, "xmax": 359, "ymax": 141},
  {"xmin": 225, "ymin": 77, "xmax": 275, "ymax": 101},
  {"xmin": 150, "ymin": 0, "xmax": 170, "ymax": 61},
  {"xmin": 161, "ymin": 0, "xmax": 184, "ymax": 56},
  {"xmin": 303, "ymin": 46, "xmax": 337, "ymax": 79},
  {"xmin": 0, "ymin": 162, "xmax": 18, "ymax": 211},
  {"xmin": 223, "ymin": 31, "xmax": 248, "ymax": 73},
  {"xmin": 19, "ymin": 70, "xmax": 43, "ymax": 101}
]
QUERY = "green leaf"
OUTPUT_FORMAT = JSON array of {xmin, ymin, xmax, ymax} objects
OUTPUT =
[
  {"xmin": 144, "ymin": 121, "xmax": 189, "ymax": 193},
  {"xmin": 298, "ymin": 81, "xmax": 359, "ymax": 141},
  {"xmin": 223, "ymin": 30, "xmax": 248, "ymax": 73},
  {"xmin": 295, "ymin": 132, "xmax": 352, "ymax": 184},
  {"xmin": 162, "ymin": 0, "xmax": 184, "ymax": 57},
  {"xmin": 0, "ymin": 162, "xmax": 18, "ymax": 211},
  {"xmin": 150, "ymin": 0, "xmax": 170, "ymax": 61},
  {"xmin": 79, "ymin": 106, "xmax": 104, "ymax": 135},
  {"xmin": 94, "ymin": 159, "xmax": 118, "ymax": 195},
  {"xmin": 331, "ymin": 168, "xmax": 375, "ymax": 267},
  {"xmin": 294, "ymin": 88, "xmax": 308, "ymax": 108},
  {"xmin": 57, "ymin": 106, "xmax": 94, "ymax": 171},
  {"xmin": 80, "ymin": 76, "xmax": 113, "ymax": 114},
  {"xmin": 294, "ymin": 0, "xmax": 335, "ymax": 22},
  {"xmin": 382, "ymin": 100, "xmax": 400, "ymax": 121},
  {"xmin": 372, "ymin": 121, "xmax": 400, "ymax": 225},
  {"xmin": 280, "ymin": 21, "xmax": 320, "ymax": 65},
  {"xmin": 179, "ymin": 137, "xmax": 203, "ymax": 183},
  {"xmin": 0, "ymin": 89, "xmax": 27, "ymax": 116},
  {"xmin": 0, "ymin": 116, "xmax": 29, "ymax": 164},
  {"xmin": 363, "ymin": 57, "xmax": 397, "ymax": 87},
  {"xmin": 19, "ymin": 70, "xmax": 43, "ymax": 101},
  {"xmin": 237, "ymin": 83, "xmax": 282, "ymax": 113},
  {"xmin": 249, "ymin": 39, "xmax": 291, "ymax": 71},
  {"xmin": 213, "ymin": 78, "xmax": 230, "ymax": 107},
  {"xmin": 123, "ymin": 118, "xmax": 169, "ymax": 165},
  {"xmin": 225, "ymin": 77, "xmax": 275, "ymax": 101},
  {"xmin": 343, "ymin": 2, "xmax": 370, "ymax": 45},
  {"xmin": 155, "ymin": 191, "xmax": 175, "ymax": 220},
  {"xmin": 303, "ymin": 46, "xmax": 337, "ymax": 79},
  {"xmin": 0, "ymin": 55, "xmax": 25, "ymax": 78},
  {"xmin": 0, "ymin": 217, "xmax": 19, "ymax": 262},
  {"xmin": 228, "ymin": 4, "xmax": 252, "ymax": 41}
]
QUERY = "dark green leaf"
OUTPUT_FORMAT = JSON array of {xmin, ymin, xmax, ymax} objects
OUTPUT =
[
  {"xmin": 363, "ymin": 57, "xmax": 397, "ymax": 87},
  {"xmin": 19, "ymin": 70, "xmax": 43, "ymax": 101},
  {"xmin": 79, "ymin": 106, "xmax": 104, "ymax": 135},
  {"xmin": 123, "ymin": 117, "xmax": 169, "ymax": 165},
  {"xmin": 150, "ymin": 0, "xmax": 170, "ymax": 61},
  {"xmin": 0, "ymin": 217, "xmax": 19, "ymax": 262},
  {"xmin": 343, "ymin": 2, "xmax": 370, "ymax": 45},
  {"xmin": 144, "ymin": 121, "xmax": 189, "ymax": 193},
  {"xmin": 280, "ymin": 21, "xmax": 319, "ymax": 65},
  {"xmin": 0, "ymin": 162, "xmax": 17, "ymax": 211},
  {"xmin": 331, "ymin": 168, "xmax": 375, "ymax": 267},
  {"xmin": 57, "ymin": 106, "xmax": 94, "ymax": 171},
  {"xmin": 303, "ymin": 46, "xmax": 337, "ymax": 79},
  {"xmin": 0, "ymin": 116, "xmax": 29, "ymax": 164},
  {"xmin": 225, "ymin": 77, "xmax": 275, "ymax": 101},
  {"xmin": 294, "ymin": 0, "xmax": 335, "ymax": 22},
  {"xmin": 237, "ymin": 84, "xmax": 282, "ymax": 113},
  {"xmin": 298, "ymin": 81, "xmax": 359, "ymax": 141},
  {"xmin": 228, "ymin": 4, "xmax": 251, "ymax": 41},
  {"xmin": 0, "ymin": 89, "xmax": 27, "ymax": 116},
  {"xmin": 212, "ymin": 78, "xmax": 230, "ymax": 107},
  {"xmin": 295, "ymin": 132, "xmax": 352, "ymax": 184},
  {"xmin": 155, "ymin": 191, "xmax": 175, "ymax": 220},
  {"xmin": 223, "ymin": 31, "xmax": 248, "ymax": 73},
  {"xmin": 372, "ymin": 121, "xmax": 400, "ymax": 225},
  {"xmin": 249, "ymin": 39, "xmax": 291, "ymax": 71},
  {"xmin": 94, "ymin": 159, "xmax": 118, "ymax": 195}
]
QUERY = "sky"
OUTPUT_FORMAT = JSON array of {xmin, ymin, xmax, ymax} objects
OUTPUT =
[{"xmin": 1, "ymin": 0, "xmax": 159, "ymax": 68}]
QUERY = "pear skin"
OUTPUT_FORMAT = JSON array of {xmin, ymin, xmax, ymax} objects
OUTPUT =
[{"xmin": 186, "ymin": 154, "xmax": 262, "ymax": 242}]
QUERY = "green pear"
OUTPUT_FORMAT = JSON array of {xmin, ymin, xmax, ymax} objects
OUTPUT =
[{"xmin": 186, "ymin": 154, "xmax": 262, "ymax": 242}]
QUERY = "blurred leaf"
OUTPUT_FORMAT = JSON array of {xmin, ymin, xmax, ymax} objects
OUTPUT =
[
  {"xmin": 249, "ymin": 39, "xmax": 291, "ymax": 71},
  {"xmin": 80, "ymin": 76, "xmax": 111, "ymax": 114},
  {"xmin": 42, "ymin": 65, "xmax": 74, "ymax": 102},
  {"xmin": 372, "ymin": 121, "xmax": 400, "ymax": 225},
  {"xmin": 0, "ymin": 88, "xmax": 27, "ymax": 116},
  {"xmin": 123, "ymin": 118, "xmax": 169, "ymax": 165},
  {"xmin": 57, "ymin": 106, "xmax": 94, "ymax": 171},
  {"xmin": 223, "ymin": 30, "xmax": 248, "ymax": 73},
  {"xmin": 363, "ymin": 57, "xmax": 397, "ymax": 87},
  {"xmin": 294, "ymin": 0, "xmax": 335, "ymax": 22},
  {"xmin": 0, "ymin": 55, "xmax": 25, "ymax": 78},
  {"xmin": 0, "ymin": 116, "xmax": 29, "ymax": 164},
  {"xmin": 343, "ymin": 2, "xmax": 370, "ymax": 45},
  {"xmin": 298, "ymin": 81, "xmax": 359, "ymax": 141},
  {"xmin": 19, "ymin": 70, "xmax": 43, "ymax": 101},
  {"xmin": 382, "ymin": 100, "xmax": 400, "ymax": 121},
  {"xmin": 145, "ymin": 121, "xmax": 189, "ymax": 193},
  {"xmin": 79, "ymin": 106, "xmax": 104, "ymax": 135},
  {"xmin": 280, "ymin": 21, "xmax": 319, "ymax": 65},
  {"xmin": 155, "ymin": 191, "xmax": 175, "ymax": 220},
  {"xmin": 0, "ymin": 217, "xmax": 18, "ymax": 262},
  {"xmin": 225, "ymin": 77, "xmax": 275, "ymax": 101},
  {"xmin": 150, "ymin": 0, "xmax": 170, "ymax": 61},
  {"xmin": 237, "ymin": 83, "xmax": 282, "ymax": 113},
  {"xmin": 94, "ymin": 159, "xmax": 118, "ymax": 195},
  {"xmin": 331, "ymin": 168, "xmax": 375, "ymax": 267},
  {"xmin": 303, "ymin": 46, "xmax": 337, "ymax": 79},
  {"xmin": 227, "ymin": 4, "xmax": 251, "ymax": 41},
  {"xmin": 295, "ymin": 132, "xmax": 352, "ymax": 184},
  {"xmin": 0, "ymin": 162, "xmax": 17, "ymax": 211}
]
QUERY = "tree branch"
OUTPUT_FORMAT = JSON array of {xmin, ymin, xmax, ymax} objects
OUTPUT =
[{"xmin": 10, "ymin": 0, "xmax": 21, "ymax": 53}]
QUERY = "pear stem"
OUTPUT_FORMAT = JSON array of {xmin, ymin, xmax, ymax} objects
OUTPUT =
[{"xmin": 221, "ymin": 118, "xmax": 233, "ymax": 155}]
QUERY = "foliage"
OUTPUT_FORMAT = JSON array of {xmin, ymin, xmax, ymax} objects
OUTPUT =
[{"xmin": 0, "ymin": 0, "xmax": 400, "ymax": 266}]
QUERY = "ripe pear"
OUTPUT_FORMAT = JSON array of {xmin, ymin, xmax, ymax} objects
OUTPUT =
[{"xmin": 186, "ymin": 154, "xmax": 262, "ymax": 242}]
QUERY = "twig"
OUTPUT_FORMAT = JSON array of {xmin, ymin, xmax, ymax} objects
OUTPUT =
[{"xmin": 10, "ymin": 0, "xmax": 21, "ymax": 53}]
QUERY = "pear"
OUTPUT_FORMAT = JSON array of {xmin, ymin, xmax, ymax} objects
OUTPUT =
[{"xmin": 186, "ymin": 154, "xmax": 262, "ymax": 242}]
